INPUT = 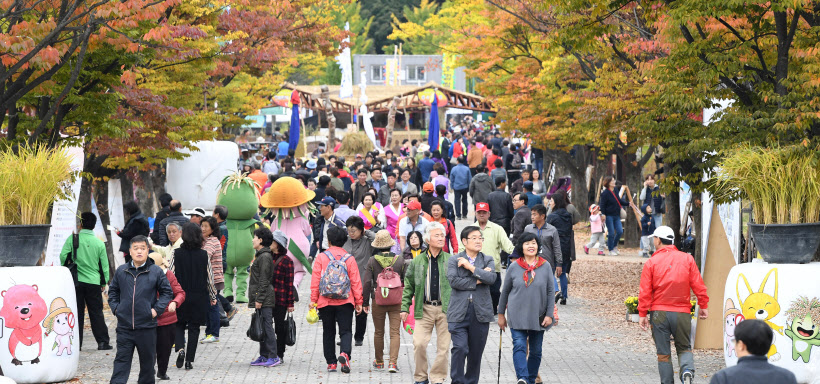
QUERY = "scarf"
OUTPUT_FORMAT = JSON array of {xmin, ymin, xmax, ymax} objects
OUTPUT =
[{"xmin": 516, "ymin": 256, "xmax": 545, "ymax": 287}]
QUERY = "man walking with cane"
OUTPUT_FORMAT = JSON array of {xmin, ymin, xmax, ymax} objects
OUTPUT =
[{"xmin": 638, "ymin": 226, "xmax": 709, "ymax": 384}]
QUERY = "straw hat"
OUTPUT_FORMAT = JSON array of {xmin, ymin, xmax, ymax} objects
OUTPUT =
[
  {"xmin": 149, "ymin": 252, "xmax": 168, "ymax": 270},
  {"xmin": 261, "ymin": 176, "xmax": 316, "ymax": 208},
  {"xmin": 43, "ymin": 297, "xmax": 72, "ymax": 332},
  {"xmin": 371, "ymin": 230, "xmax": 396, "ymax": 249}
]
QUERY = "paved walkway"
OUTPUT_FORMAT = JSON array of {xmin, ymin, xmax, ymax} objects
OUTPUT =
[
  {"xmin": 75, "ymin": 277, "xmax": 721, "ymax": 383},
  {"xmin": 73, "ymin": 200, "xmax": 724, "ymax": 383}
]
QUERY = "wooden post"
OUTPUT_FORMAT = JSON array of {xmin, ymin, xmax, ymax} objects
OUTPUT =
[
  {"xmin": 321, "ymin": 85, "xmax": 336, "ymax": 150},
  {"xmin": 385, "ymin": 96, "xmax": 399, "ymax": 149}
]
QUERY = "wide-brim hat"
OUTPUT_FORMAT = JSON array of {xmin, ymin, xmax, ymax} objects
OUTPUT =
[
  {"xmin": 261, "ymin": 176, "xmax": 316, "ymax": 208},
  {"xmin": 43, "ymin": 297, "xmax": 71, "ymax": 330},
  {"xmin": 371, "ymin": 230, "xmax": 396, "ymax": 249},
  {"xmin": 149, "ymin": 252, "xmax": 168, "ymax": 269},
  {"xmin": 272, "ymin": 230, "xmax": 289, "ymax": 250}
]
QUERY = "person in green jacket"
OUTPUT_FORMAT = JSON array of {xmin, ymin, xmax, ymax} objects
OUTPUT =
[
  {"xmin": 59, "ymin": 212, "xmax": 111, "ymax": 351},
  {"xmin": 400, "ymin": 221, "xmax": 452, "ymax": 384}
]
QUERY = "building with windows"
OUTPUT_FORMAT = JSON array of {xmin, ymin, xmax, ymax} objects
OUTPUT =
[{"xmin": 352, "ymin": 54, "xmax": 468, "ymax": 91}]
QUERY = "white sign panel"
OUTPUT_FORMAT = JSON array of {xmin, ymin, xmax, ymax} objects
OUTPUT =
[{"xmin": 43, "ymin": 147, "xmax": 84, "ymax": 267}]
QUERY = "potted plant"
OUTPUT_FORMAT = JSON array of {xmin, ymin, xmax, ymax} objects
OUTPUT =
[
  {"xmin": 713, "ymin": 145, "xmax": 820, "ymax": 263},
  {"xmin": 625, "ymin": 296, "xmax": 639, "ymax": 322},
  {"xmin": 0, "ymin": 144, "xmax": 76, "ymax": 266}
]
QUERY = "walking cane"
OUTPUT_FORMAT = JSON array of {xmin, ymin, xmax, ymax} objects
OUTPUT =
[{"xmin": 497, "ymin": 330, "xmax": 503, "ymax": 384}]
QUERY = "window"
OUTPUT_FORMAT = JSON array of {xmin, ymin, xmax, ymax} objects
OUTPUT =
[
  {"xmin": 371, "ymin": 65, "xmax": 384, "ymax": 82},
  {"xmin": 407, "ymin": 65, "xmax": 426, "ymax": 81}
]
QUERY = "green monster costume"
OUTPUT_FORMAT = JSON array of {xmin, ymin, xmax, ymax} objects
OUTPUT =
[
  {"xmin": 216, "ymin": 174, "xmax": 260, "ymax": 303},
  {"xmin": 784, "ymin": 296, "xmax": 820, "ymax": 363}
]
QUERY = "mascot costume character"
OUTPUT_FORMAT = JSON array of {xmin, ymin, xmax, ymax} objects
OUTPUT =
[
  {"xmin": 216, "ymin": 173, "xmax": 260, "ymax": 303},
  {"xmin": 261, "ymin": 176, "xmax": 314, "ymax": 289}
]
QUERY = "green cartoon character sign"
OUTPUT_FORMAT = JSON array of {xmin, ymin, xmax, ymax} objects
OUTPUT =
[
  {"xmin": 784, "ymin": 296, "xmax": 820, "ymax": 363},
  {"xmin": 216, "ymin": 173, "xmax": 260, "ymax": 303}
]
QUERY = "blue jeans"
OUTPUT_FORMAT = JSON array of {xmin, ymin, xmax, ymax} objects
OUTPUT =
[
  {"xmin": 653, "ymin": 213, "xmax": 663, "ymax": 228},
  {"xmin": 533, "ymin": 158, "xmax": 544, "ymax": 176},
  {"xmin": 205, "ymin": 302, "xmax": 220, "ymax": 337},
  {"xmin": 558, "ymin": 272, "xmax": 568, "ymax": 299},
  {"xmin": 510, "ymin": 329, "xmax": 544, "ymax": 384},
  {"xmin": 605, "ymin": 215, "xmax": 623, "ymax": 251}
]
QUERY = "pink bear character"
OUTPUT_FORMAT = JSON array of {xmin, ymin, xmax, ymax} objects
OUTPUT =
[{"xmin": 0, "ymin": 284, "xmax": 48, "ymax": 365}]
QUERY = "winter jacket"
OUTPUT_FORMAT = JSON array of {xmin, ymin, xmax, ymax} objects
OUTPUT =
[
  {"xmin": 171, "ymin": 247, "xmax": 216, "ymax": 325},
  {"xmin": 590, "ymin": 213, "xmax": 604, "ymax": 233},
  {"xmin": 638, "ymin": 245, "xmax": 709, "ymax": 317},
  {"xmin": 487, "ymin": 189, "xmax": 514, "ymax": 231},
  {"xmin": 117, "ymin": 212, "xmax": 150, "ymax": 253},
  {"xmin": 157, "ymin": 270, "xmax": 186, "ymax": 327},
  {"xmin": 709, "ymin": 355, "xmax": 796, "ymax": 384},
  {"xmin": 312, "ymin": 213, "xmax": 346, "ymax": 252},
  {"xmin": 547, "ymin": 208, "xmax": 574, "ymax": 263},
  {"xmin": 401, "ymin": 249, "xmax": 452, "ymax": 319},
  {"xmin": 108, "ymin": 258, "xmax": 173, "ymax": 330},
  {"xmin": 248, "ymin": 247, "xmax": 295, "ymax": 308},
  {"xmin": 641, "ymin": 213, "xmax": 656, "ymax": 236},
  {"xmin": 467, "ymin": 147, "xmax": 483, "ymax": 168},
  {"xmin": 509, "ymin": 178, "xmax": 525, "ymax": 196},
  {"xmin": 599, "ymin": 187, "xmax": 628, "ymax": 218},
  {"xmin": 402, "ymin": 245, "xmax": 428, "ymax": 261},
  {"xmin": 309, "ymin": 246, "xmax": 364, "ymax": 308},
  {"xmin": 510, "ymin": 207, "xmax": 532, "ymax": 245},
  {"xmin": 60, "ymin": 229, "xmax": 110, "ymax": 286},
  {"xmin": 151, "ymin": 206, "xmax": 171, "ymax": 244},
  {"xmin": 490, "ymin": 168, "xmax": 507, "ymax": 185},
  {"xmin": 362, "ymin": 253, "xmax": 407, "ymax": 306},
  {"xmin": 469, "ymin": 173, "xmax": 494, "ymax": 204},
  {"xmin": 449, "ymin": 164, "xmax": 472, "ymax": 191}
]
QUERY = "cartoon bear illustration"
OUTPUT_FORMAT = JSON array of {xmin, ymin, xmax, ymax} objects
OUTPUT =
[
  {"xmin": 784, "ymin": 296, "xmax": 820, "ymax": 363},
  {"xmin": 724, "ymin": 298, "xmax": 745, "ymax": 358},
  {"xmin": 737, "ymin": 268, "xmax": 783, "ymax": 361},
  {"xmin": 42, "ymin": 297, "xmax": 74, "ymax": 356},
  {"xmin": 0, "ymin": 284, "xmax": 47, "ymax": 365}
]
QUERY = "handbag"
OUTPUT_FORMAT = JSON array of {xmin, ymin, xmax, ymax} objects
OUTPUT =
[
  {"xmin": 63, "ymin": 233, "xmax": 80, "ymax": 286},
  {"xmin": 247, "ymin": 309, "xmax": 265, "ymax": 342},
  {"xmin": 610, "ymin": 189, "xmax": 627, "ymax": 220},
  {"xmin": 286, "ymin": 313, "xmax": 296, "ymax": 346}
]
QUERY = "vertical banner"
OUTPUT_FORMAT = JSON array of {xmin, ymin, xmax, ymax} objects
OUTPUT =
[
  {"xmin": 337, "ymin": 22, "xmax": 353, "ymax": 99},
  {"xmin": 441, "ymin": 52, "xmax": 456, "ymax": 89},
  {"xmin": 108, "ymin": 179, "xmax": 125, "ymax": 267},
  {"xmin": 43, "ymin": 146, "xmax": 84, "ymax": 267},
  {"xmin": 385, "ymin": 58, "xmax": 398, "ymax": 86}
]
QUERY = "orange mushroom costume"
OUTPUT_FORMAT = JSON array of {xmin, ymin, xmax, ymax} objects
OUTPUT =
[{"xmin": 260, "ymin": 176, "xmax": 315, "ymax": 288}]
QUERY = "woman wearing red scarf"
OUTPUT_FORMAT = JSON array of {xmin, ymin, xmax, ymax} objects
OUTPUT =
[{"xmin": 497, "ymin": 232, "xmax": 556, "ymax": 384}]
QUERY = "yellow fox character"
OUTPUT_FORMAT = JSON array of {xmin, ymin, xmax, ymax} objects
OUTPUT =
[{"xmin": 737, "ymin": 268, "xmax": 783, "ymax": 360}]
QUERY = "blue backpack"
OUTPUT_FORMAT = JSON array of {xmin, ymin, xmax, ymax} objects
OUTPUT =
[{"xmin": 319, "ymin": 251, "xmax": 353, "ymax": 299}]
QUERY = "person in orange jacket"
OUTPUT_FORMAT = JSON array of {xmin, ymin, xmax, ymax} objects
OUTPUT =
[{"xmin": 638, "ymin": 226, "xmax": 709, "ymax": 384}]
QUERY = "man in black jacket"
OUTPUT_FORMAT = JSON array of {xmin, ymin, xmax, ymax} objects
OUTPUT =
[
  {"xmin": 486, "ymin": 177, "xmax": 514, "ymax": 235},
  {"xmin": 709, "ymin": 320, "xmax": 796, "ymax": 384},
  {"xmin": 109, "ymin": 235, "xmax": 173, "ymax": 384},
  {"xmin": 150, "ymin": 193, "xmax": 173, "ymax": 244}
]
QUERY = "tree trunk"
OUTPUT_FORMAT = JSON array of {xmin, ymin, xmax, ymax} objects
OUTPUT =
[
  {"xmin": 321, "ymin": 85, "xmax": 337, "ymax": 150},
  {"xmin": 385, "ymin": 96, "xmax": 399, "ymax": 150},
  {"xmin": 92, "ymin": 179, "xmax": 117, "ymax": 276},
  {"xmin": 544, "ymin": 145, "xmax": 596, "ymax": 221},
  {"xmin": 692, "ymin": 194, "xmax": 703, "ymax": 271},
  {"xmin": 615, "ymin": 146, "xmax": 655, "ymax": 248}
]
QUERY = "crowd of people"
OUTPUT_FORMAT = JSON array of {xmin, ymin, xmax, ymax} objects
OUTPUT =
[{"xmin": 59, "ymin": 123, "xmax": 788, "ymax": 384}]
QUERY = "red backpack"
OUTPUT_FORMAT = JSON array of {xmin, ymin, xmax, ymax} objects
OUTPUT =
[{"xmin": 374, "ymin": 257, "xmax": 403, "ymax": 306}]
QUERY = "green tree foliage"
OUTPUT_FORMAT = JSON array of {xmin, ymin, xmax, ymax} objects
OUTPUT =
[
  {"xmin": 388, "ymin": 0, "xmax": 441, "ymax": 54},
  {"xmin": 318, "ymin": 0, "xmax": 376, "ymax": 85}
]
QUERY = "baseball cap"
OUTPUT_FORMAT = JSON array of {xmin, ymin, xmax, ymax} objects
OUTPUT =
[
  {"xmin": 407, "ymin": 201, "xmax": 422, "ymax": 211},
  {"xmin": 476, "ymin": 202, "xmax": 490, "ymax": 212},
  {"xmin": 651, "ymin": 226, "xmax": 675, "ymax": 242},
  {"xmin": 189, "ymin": 207, "xmax": 206, "ymax": 217},
  {"xmin": 423, "ymin": 182, "xmax": 434, "ymax": 193},
  {"xmin": 317, "ymin": 196, "xmax": 337, "ymax": 207}
]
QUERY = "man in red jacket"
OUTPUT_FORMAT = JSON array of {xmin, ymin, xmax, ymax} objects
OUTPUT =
[{"xmin": 638, "ymin": 226, "xmax": 709, "ymax": 384}]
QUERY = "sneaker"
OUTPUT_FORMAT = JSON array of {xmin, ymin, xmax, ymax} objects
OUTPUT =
[
  {"xmin": 681, "ymin": 370, "xmax": 694, "ymax": 384},
  {"xmin": 200, "ymin": 335, "xmax": 219, "ymax": 344},
  {"xmin": 554, "ymin": 292, "xmax": 561, "ymax": 304},
  {"xmin": 354, "ymin": 339, "xmax": 363, "ymax": 346},
  {"xmin": 597, "ymin": 250, "xmax": 605, "ymax": 255},
  {"xmin": 373, "ymin": 360, "xmax": 384, "ymax": 369},
  {"xmin": 226, "ymin": 307, "xmax": 237, "ymax": 321},
  {"xmin": 263, "ymin": 357, "xmax": 282, "ymax": 367},
  {"xmin": 338, "ymin": 352, "xmax": 351, "ymax": 373},
  {"xmin": 517, "ymin": 380, "xmax": 528, "ymax": 384},
  {"xmin": 388, "ymin": 363, "xmax": 398, "ymax": 373},
  {"xmin": 199, "ymin": 335, "xmax": 208, "ymax": 342},
  {"xmin": 583, "ymin": 245, "xmax": 589, "ymax": 254},
  {"xmin": 413, "ymin": 381, "xmax": 430, "ymax": 384},
  {"xmin": 226, "ymin": 296, "xmax": 234, "ymax": 303},
  {"xmin": 251, "ymin": 356, "xmax": 269, "ymax": 366},
  {"xmin": 327, "ymin": 363, "xmax": 337, "ymax": 372},
  {"xmin": 609, "ymin": 249, "xmax": 619, "ymax": 256}
]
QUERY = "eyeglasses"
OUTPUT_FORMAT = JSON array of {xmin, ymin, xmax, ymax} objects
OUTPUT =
[{"xmin": 468, "ymin": 236, "xmax": 484, "ymax": 241}]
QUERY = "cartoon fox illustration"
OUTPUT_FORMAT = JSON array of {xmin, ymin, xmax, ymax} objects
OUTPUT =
[{"xmin": 737, "ymin": 268, "xmax": 783, "ymax": 361}]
